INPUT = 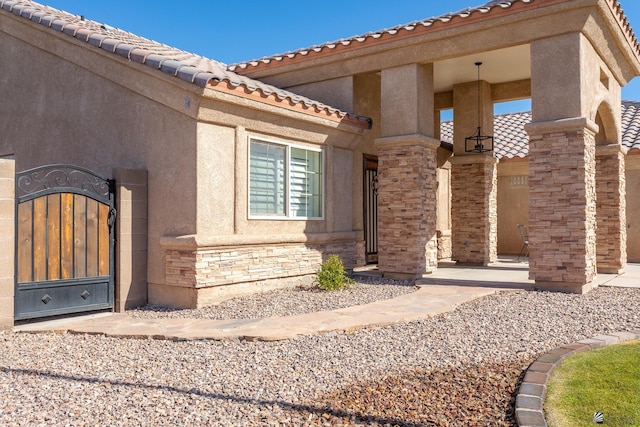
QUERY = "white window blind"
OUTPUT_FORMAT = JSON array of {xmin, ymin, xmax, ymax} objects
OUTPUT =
[{"xmin": 249, "ymin": 139, "xmax": 323, "ymax": 219}]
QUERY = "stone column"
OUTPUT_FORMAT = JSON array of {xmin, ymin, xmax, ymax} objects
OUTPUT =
[
  {"xmin": 114, "ymin": 168, "xmax": 148, "ymax": 311},
  {"xmin": 376, "ymin": 135, "xmax": 440, "ymax": 277},
  {"xmin": 596, "ymin": 145, "xmax": 626, "ymax": 274},
  {"xmin": 376, "ymin": 63, "xmax": 439, "ymax": 278},
  {"xmin": 0, "ymin": 158, "xmax": 14, "ymax": 329},
  {"xmin": 525, "ymin": 118, "xmax": 598, "ymax": 293},
  {"xmin": 451, "ymin": 78, "xmax": 497, "ymax": 265},
  {"xmin": 450, "ymin": 155, "xmax": 498, "ymax": 264},
  {"xmin": 526, "ymin": 33, "xmax": 608, "ymax": 293}
]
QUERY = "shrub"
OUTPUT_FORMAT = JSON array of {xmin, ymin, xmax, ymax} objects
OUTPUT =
[{"xmin": 314, "ymin": 254, "xmax": 354, "ymax": 291}]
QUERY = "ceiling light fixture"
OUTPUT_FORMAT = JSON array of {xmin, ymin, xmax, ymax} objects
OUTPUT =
[{"xmin": 465, "ymin": 62, "xmax": 494, "ymax": 153}]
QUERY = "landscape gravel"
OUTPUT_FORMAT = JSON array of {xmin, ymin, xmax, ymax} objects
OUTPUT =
[
  {"xmin": 128, "ymin": 276, "xmax": 417, "ymax": 320},
  {"xmin": 0, "ymin": 283, "xmax": 638, "ymax": 426}
]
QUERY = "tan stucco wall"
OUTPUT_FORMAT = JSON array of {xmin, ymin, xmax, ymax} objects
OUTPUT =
[
  {"xmin": 0, "ymin": 11, "xmax": 371, "ymax": 311},
  {"xmin": 531, "ymin": 32, "xmax": 622, "ymax": 132},
  {"xmin": 287, "ymin": 76, "xmax": 355, "ymax": 113},
  {"xmin": 497, "ymin": 161, "xmax": 530, "ymax": 254},
  {"xmin": 0, "ymin": 18, "xmax": 204, "ymax": 298},
  {"xmin": 626, "ymin": 154, "xmax": 640, "ymax": 262},
  {"xmin": 497, "ymin": 155, "xmax": 640, "ymax": 262}
]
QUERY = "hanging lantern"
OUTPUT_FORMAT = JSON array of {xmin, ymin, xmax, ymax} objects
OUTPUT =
[{"xmin": 465, "ymin": 62, "xmax": 494, "ymax": 153}]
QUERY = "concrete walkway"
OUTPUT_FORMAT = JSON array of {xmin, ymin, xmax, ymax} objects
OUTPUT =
[{"xmin": 15, "ymin": 261, "xmax": 640, "ymax": 341}]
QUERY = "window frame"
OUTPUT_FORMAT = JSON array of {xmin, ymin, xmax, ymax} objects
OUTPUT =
[{"xmin": 248, "ymin": 136, "xmax": 325, "ymax": 220}]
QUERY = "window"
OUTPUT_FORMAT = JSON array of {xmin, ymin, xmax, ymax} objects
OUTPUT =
[{"xmin": 249, "ymin": 139, "xmax": 323, "ymax": 219}]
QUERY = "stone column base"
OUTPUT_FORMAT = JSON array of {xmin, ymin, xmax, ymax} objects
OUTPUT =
[{"xmin": 535, "ymin": 281, "xmax": 593, "ymax": 294}]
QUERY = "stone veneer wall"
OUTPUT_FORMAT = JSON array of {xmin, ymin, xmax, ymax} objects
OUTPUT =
[
  {"xmin": 595, "ymin": 146, "xmax": 627, "ymax": 273},
  {"xmin": 451, "ymin": 156, "xmax": 498, "ymax": 265},
  {"xmin": 0, "ymin": 158, "xmax": 14, "ymax": 329},
  {"xmin": 165, "ymin": 240, "xmax": 355, "ymax": 295},
  {"xmin": 375, "ymin": 136, "xmax": 439, "ymax": 277},
  {"xmin": 527, "ymin": 123, "xmax": 597, "ymax": 291},
  {"xmin": 437, "ymin": 230, "xmax": 452, "ymax": 259}
]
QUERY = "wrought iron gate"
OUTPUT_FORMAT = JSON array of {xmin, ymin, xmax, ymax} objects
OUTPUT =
[
  {"xmin": 364, "ymin": 156, "xmax": 378, "ymax": 264},
  {"xmin": 15, "ymin": 165, "xmax": 115, "ymax": 321}
]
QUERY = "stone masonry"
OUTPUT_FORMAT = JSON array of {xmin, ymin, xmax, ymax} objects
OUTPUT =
[
  {"xmin": 0, "ymin": 158, "xmax": 14, "ymax": 329},
  {"xmin": 526, "ymin": 119, "xmax": 597, "ymax": 292},
  {"xmin": 450, "ymin": 155, "xmax": 498, "ymax": 265},
  {"xmin": 375, "ymin": 136, "xmax": 439, "ymax": 277},
  {"xmin": 596, "ymin": 145, "xmax": 627, "ymax": 274},
  {"xmin": 165, "ymin": 241, "xmax": 355, "ymax": 291}
]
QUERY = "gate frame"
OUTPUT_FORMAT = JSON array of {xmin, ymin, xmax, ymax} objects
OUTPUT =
[{"xmin": 14, "ymin": 164, "xmax": 116, "ymax": 320}]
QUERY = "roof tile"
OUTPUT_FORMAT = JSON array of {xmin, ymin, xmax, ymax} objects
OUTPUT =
[
  {"xmin": 114, "ymin": 43, "xmax": 136, "ymax": 58},
  {"xmin": 100, "ymin": 38, "xmax": 122, "ymax": 53},
  {"xmin": 0, "ymin": 0, "xmax": 370, "ymax": 127},
  {"xmin": 230, "ymin": 0, "xmax": 535, "ymax": 72},
  {"xmin": 440, "ymin": 101, "xmax": 640, "ymax": 159}
]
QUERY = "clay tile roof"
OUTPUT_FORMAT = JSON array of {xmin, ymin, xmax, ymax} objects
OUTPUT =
[
  {"xmin": 622, "ymin": 100, "xmax": 640, "ymax": 152},
  {"xmin": 0, "ymin": 0, "xmax": 371, "ymax": 128},
  {"xmin": 441, "ymin": 101, "xmax": 640, "ymax": 159},
  {"xmin": 229, "ymin": 0, "xmax": 534, "ymax": 72}
]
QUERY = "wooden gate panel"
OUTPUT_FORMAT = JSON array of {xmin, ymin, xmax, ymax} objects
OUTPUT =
[
  {"xmin": 60, "ymin": 193, "xmax": 74, "ymax": 280},
  {"xmin": 86, "ymin": 199, "xmax": 99, "ymax": 278},
  {"xmin": 74, "ymin": 194, "xmax": 87, "ymax": 278},
  {"xmin": 17, "ymin": 200, "xmax": 32, "ymax": 283},
  {"xmin": 33, "ymin": 197, "xmax": 47, "ymax": 282},
  {"xmin": 47, "ymin": 194, "xmax": 61, "ymax": 280},
  {"xmin": 15, "ymin": 165, "xmax": 115, "ymax": 321}
]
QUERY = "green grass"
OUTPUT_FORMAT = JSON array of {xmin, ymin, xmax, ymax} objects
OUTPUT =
[{"xmin": 545, "ymin": 340, "xmax": 640, "ymax": 426}]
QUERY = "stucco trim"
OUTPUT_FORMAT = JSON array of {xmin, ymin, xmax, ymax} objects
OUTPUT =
[
  {"xmin": 524, "ymin": 116, "xmax": 599, "ymax": 136},
  {"xmin": 374, "ymin": 134, "xmax": 441, "ymax": 149},
  {"xmin": 596, "ymin": 143, "xmax": 626, "ymax": 155},
  {"xmin": 159, "ymin": 232, "xmax": 358, "ymax": 250},
  {"xmin": 449, "ymin": 153, "xmax": 498, "ymax": 165},
  {"xmin": 206, "ymin": 80, "xmax": 372, "ymax": 130}
]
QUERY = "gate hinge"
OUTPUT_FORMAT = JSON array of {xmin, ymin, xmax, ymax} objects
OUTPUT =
[{"xmin": 108, "ymin": 208, "xmax": 117, "ymax": 229}]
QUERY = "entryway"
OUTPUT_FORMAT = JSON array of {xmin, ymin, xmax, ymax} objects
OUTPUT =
[
  {"xmin": 364, "ymin": 155, "xmax": 378, "ymax": 264},
  {"xmin": 14, "ymin": 165, "xmax": 115, "ymax": 321}
]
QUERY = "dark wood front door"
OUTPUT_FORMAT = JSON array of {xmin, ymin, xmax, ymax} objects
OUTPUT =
[{"xmin": 15, "ymin": 165, "xmax": 115, "ymax": 321}]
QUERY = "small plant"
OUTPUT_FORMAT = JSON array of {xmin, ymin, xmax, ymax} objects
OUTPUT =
[{"xmin": 314, "ymin": 254, "xmax": 354, "ymax": 291}]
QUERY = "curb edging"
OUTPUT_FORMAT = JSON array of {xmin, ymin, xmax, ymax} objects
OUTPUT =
[{"xmin": 515, "ymin": 330, "xmax": 640, "ymax": 427}]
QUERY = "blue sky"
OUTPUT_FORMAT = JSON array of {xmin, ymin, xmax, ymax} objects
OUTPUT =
[{"xmin": 37, "ymin": 0, "xmax": 640, "ymax": 115}]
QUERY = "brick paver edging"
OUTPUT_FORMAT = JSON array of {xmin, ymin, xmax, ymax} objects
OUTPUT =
[{"xmin": 515, "ymin": 330, "xmax": 640, "ymax": 427}]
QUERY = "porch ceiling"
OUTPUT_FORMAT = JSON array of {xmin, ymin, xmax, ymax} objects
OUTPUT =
[{"xmin": 433, "ymin": 44, "xmax": 531, "ymax": 93}]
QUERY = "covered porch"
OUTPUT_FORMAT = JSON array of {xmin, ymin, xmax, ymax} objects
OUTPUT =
[{"xmin": 234, "ymin": 0, "xmax": 640, "ymax": 294}]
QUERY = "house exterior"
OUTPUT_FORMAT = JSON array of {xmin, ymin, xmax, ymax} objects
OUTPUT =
[
  {"xmin": 441, "ymin": 100, "xmax": 640, "ymax": 261},
  {"xmin": 1, "ymin": 0, "xmax": 639, "ymax": 328}
]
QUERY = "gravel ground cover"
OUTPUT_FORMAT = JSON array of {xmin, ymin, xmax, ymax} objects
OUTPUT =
[
  {"xmin": 1, "ymin": 284, "xmax": 638, "ymax": 426},
  {"xmin": 128, "ymin": 276, "xmax": 417, "ymax": 320}
]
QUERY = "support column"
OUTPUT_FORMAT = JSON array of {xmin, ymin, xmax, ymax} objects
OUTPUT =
[
  {"xmin": 525, "ymin": 118, "xmax": 598, "ymax": 293},
  {"xmin": 596, "ymin": 145, "xmax": 626, "ymax": 274},
  {"xmin": 451, "ymin": 78, "xmax": 497, "ymax": 265},
  {"xmin": 0, "ymin": 158, "xmax": 14, "ymax": 329},
  {"xmin": 376, "ymin": 135, "xmax": 440, "ymax": 277},
  {"xmin": 114, "ymin": 168, "xmax": 148, "ymax": 311},
  {"xmin": 526, "ymin": 33, "xmax": 606, "ymax": 293},
  {"xmin": 450, "ymin": 155, "xmax": 498, "ymax": 264},
  {"xmin": 376, "ymin": 63, "xmax": 439, "ymax": 278}
]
